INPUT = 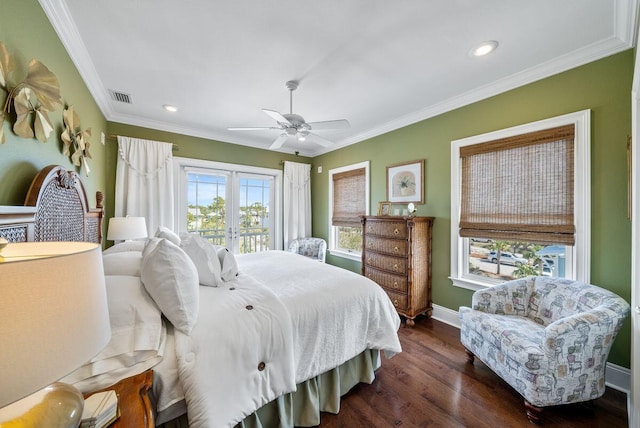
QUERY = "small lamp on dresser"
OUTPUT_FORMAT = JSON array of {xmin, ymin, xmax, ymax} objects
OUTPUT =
[
  {"xmin": 0, "ymin": 241, "xmax": 111, "ymax": 427},
  {"xmin": 107, "ymin": 216, "xmax": 148, "ymax": 242}
]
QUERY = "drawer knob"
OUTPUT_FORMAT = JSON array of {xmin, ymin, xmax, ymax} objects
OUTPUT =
[
  {"xmin": 394, "ymin": 246, "xmax": 399, "ymax": 253},
  {"xmin": 394, "ymin": 228, "xmax": 400, "ymax": 235},
  {"xmin": 393, "ymin": 299, "xmax": 399, "ymax": 307},
  {"xmin": 393, "ymin": 281, "xmax": 398, "ymax": 289},
  {"xmin": 393, "ymin": 263, "xmax": 398, "ymax": 271},
  {"xmin": 368, "ymin": 258, "xmax": 372, "ymax": 264}
]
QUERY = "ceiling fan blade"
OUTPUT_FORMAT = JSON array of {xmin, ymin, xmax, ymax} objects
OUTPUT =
[
  {"xmin": 228, "ymin": 126, "xmax": 277, "ymax": 131},
  {"xmin": 306, "ymin": 119, "xmax": 350, "ymax": 131},
  {"xmin": 307, "ymin": 132, "xmax": 333, "ymax": 148},
  {"xmin": 262, "ymin": 109, "xmax": 291, "ymax": 126},
  {"xmin": 269, "ymin": 133, "xmax": 289, "ymax": 150}
]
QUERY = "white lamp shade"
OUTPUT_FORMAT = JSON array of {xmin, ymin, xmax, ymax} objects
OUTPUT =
[
  {"xmin": 0, "ymin": 242, "xmax": 111, "ymax": 409},
  {"xmin": 107, "ymin": 216, "xmax": 148, "ymax": 241}
]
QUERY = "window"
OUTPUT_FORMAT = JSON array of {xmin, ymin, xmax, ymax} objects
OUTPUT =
[
  {"xmin": 450, "ymin": 110, "xmax": 590, "ymax": 290},
  {"xmin": 328, "ymin": 161, "xmax": 369, "ymax": 261},
  {"xmin": 174, "ymin": 157, "xmax": 282, "ymax": 254}
]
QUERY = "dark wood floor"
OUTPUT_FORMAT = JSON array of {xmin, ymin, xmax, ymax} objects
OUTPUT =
[{"xmin": 318, "ymin": 317, "xmax": 628, "ymax": 428}]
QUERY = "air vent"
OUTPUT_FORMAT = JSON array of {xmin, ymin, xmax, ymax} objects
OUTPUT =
[{"xmin": 109, "ymin": 89, "xmax": 132, "ymax": 104}]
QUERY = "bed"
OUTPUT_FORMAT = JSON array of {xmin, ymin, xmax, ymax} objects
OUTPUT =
[{"xmin": 0, "ymin": 165, "xmax": 402, "ymax": 427}]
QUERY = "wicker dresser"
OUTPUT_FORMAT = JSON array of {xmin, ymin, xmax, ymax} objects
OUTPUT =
[{"xmin": 361, "ymin": 215, "xmax": 434, "ymax": 326}]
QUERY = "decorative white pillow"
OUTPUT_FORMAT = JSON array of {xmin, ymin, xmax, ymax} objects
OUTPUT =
[
  {"xmin": 102, "ymin": 240, "xmax": 146, "ymax": 255},
  {"xmin": 155, "ymin": 226, "xmax": 181, "ymax": 246},
  {"xmin": 180, "ymin": 234, "xmax": 223, "ymax": 287},
  {"xmin": 141, "ymin": 238, "xmax": 199, "ymax": 335},
  {"xmin": 142, "ymin": 237, "xmax": 162, "ymax": 258},
  {"xmin": 61, "ymin": 274, "xmax": 164, "ymax": 386},
  {"xmin": 216, "ymin": 246, "xmax": 239, "ymax": 281},
  {"xmin": 102, "ymin": 252, "xmax": 143, "ymax": 277}
]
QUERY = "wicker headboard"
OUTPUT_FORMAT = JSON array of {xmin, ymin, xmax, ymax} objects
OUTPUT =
[{"xmin": 0, "ymin": 165, "xmax": 103, "ymax": 243}]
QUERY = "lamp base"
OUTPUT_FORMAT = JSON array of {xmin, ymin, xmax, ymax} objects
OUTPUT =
[{"xmin": 0, "ymin": 382, "xmax": 84, "ymax": 428}]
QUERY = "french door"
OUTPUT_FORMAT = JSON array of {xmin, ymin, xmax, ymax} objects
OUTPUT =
[{"xmin": 174, "ymin": 158, "xmax": 282, "ymax": 253}]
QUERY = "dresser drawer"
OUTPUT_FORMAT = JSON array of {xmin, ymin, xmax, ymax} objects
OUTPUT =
[
  {"xmin": 364, "ymin": 266, "xmax": 408, "ymax": 293},
  {"xmin": 364, "ymin": 236, "xmax": 408, "ymax": 256},
  {"xmin": 364, "ymin": 220, "xmax": 408, "ymax": 239},
  {"xmin": 365, "ymin": 253, "xmax": 408, "ymax": 275},
  {"xmin": 384, "ymin": 289, "xmax": 408, "ymax": 311}
]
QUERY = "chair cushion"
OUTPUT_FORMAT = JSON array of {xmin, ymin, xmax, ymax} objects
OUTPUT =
[{"xmin": 459, "ymin": 309, "xmax": 548, "ymax": 375}]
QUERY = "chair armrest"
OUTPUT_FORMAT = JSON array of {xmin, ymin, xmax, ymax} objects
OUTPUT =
[
  {"xmin": 317, "ymin": 240, "xmax": 326, "ymax": 262},
  {"xmin": 471, "ymin": 277, "xmax": 534, "ymax": 315},
  {"xmin": 542, "ymin": 305, "xmax": 629, "ymax": 357}
]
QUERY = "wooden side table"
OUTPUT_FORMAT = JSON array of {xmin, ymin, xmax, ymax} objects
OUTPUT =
[{"xmin": 84, "ymin": 370, "xmax": 154, "ymax": 428}]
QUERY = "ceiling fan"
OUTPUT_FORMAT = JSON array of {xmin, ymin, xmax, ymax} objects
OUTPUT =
[{"xmin": 228, "ymin": 80, "xmax": 350, "ymax": 150}]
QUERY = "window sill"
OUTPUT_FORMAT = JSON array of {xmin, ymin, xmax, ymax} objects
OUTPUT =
[
  {"xmin": 450, "ymin": 275, "xmax": 502, "ymax": 292},
  {"xmin": 328, "ymin": 249, "xmax": 362, "ymax": 263}
]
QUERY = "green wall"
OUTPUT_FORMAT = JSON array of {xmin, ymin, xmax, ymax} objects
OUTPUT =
[
  {"xmin": 313, "ymin": 50, "xmax": 634, "ymax": 367},
  {"xmin": 0, "ymin": 0, "xmax": 107, "ymax": 207}
]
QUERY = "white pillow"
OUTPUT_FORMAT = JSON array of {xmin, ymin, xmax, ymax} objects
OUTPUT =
[
  {"xmin": 180, "ymin": 234, "xmax": 223, "ymax": 287},
  {"xmin": 142, "ymin": 237, "xmax": 162, "ymax": 258},
  {"xmin": 216, "ymin": 246, "xmax": 239, "ymax": 281},
  {"xmin": 155, "ymin": 226, "xmax": 181, "ymax": 246},
  {"xmin": 141, "ymin": 238, "xmax": 199, "ymax": 335},
  {"xmin": 103, "ymin": 240, "xmax": 146, "ymax": 255},
  {"xmin": 102, "ymin": 252, "xmax": 143, "ymax": 277},
  {"xmin": 61, "ymin": 275, "xmax": 164, "ymax": 385}
]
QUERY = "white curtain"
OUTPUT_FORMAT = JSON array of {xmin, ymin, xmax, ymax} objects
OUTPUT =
[
  {"xmin": 115, "ymin": 136, "xmax": 174, "ymax": 237},
  {"xmin": 283, "ymin": 161, "xmax": 311, "ymax": 249}
]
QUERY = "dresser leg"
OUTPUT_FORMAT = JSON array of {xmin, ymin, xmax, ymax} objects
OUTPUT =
[{"xmin": 406, "ymin": 318, "xmax": 415, "ymax": 327}]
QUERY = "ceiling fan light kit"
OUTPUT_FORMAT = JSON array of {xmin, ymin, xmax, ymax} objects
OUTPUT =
[{"xmin": 229, "ymin": 80, "xmax": 349, "ymax": 150}]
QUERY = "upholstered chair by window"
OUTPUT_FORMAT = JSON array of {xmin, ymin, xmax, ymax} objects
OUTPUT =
[
  {"xmin": 288, "ymin": 237, "xmax": 327, "ymax": 263},
  {"xmin": 459, "ymin": 277, "xmax": 629, "ymax": 424}
]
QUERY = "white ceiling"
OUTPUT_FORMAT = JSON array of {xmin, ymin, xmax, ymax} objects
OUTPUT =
[{"xmin": 40, "ymin": 0, "xmax": 638, "ymax": 157}]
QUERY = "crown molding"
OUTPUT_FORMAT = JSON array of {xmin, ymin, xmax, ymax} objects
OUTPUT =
[
  {"xmin": 40, "ymin": 0, "xmax": 637, "ymax": 158},
  {"xmin": 38, "ymin": 0, "xmax": 115, "ymax": 119}
]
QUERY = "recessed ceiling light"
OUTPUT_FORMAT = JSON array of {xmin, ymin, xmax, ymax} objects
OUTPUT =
[
  {"xmin": 163, "ymin": 104, "xmax": 178, "ymax": 112},
  {"xmin": 470, "ymin": 40, "xmax": 499, "ymax": 57}
]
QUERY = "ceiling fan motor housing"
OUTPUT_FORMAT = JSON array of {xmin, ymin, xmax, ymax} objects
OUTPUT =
[{"xmin": 282, "ymin": 113, "xmax": 310, "ymax": 130}]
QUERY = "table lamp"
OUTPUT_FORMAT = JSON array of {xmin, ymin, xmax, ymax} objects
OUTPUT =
[
  {"xmin": 106, "ymin": 216, "xmax": 148, "ymax": 242},
  {"xmin": 0, "ymin": 241, "xmax": 111, "ymax": 427}
]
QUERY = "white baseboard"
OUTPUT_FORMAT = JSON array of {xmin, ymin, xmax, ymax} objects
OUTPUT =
[{"xmin": 430, "ymin": 304, "xmax": 630, "ymax": 394}]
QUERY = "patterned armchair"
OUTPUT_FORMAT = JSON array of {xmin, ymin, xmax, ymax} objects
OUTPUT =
[
  {"xmin": 459, "ymin": 277, "xmax": 629, "ymax": 424},
  {"xmin": 288, "ymin": 237, "xmax": 326, "ymax": 263}
]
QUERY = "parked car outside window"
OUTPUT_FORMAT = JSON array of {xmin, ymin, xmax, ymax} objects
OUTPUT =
[{"xmin": 487, "ymin": 251, "xmax": 527, "ymax": 266}]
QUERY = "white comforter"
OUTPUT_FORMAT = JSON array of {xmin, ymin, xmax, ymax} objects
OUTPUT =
[
  {"xmin": 239, "ymin": 251, "xmax": 402, "ymax": 383},
  {"xmin": 176, "ymin": 251, "xmax": 402, "ymax": 427},
  {"xmin": 89, "ymin": 248, "xmax": 401, "ymax": 428},
  {"xmin": 175, "ymin": 271, "xmax": 296, "ymax": 427}
]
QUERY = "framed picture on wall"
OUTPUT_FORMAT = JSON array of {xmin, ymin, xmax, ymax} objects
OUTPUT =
[
  {"xmin": 386, "ymin": 159, "xmax": 424, "ymax": 204},
  {"xmin": 378, "ymin": 201, "xmax": 392, "ymax": 216}
]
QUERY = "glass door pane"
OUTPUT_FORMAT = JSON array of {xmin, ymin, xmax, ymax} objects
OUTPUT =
[
  {"xmin": 237, "ymin": 175, "xmax": 273, "ymax": 254},
  {"xmin": 186, "ymin": 172, "xmax": 228, "ymax": 246}
]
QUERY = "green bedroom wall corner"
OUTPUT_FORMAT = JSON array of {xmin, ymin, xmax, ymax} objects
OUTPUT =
[
  {"xmin": 312, "ymin": 50, "xmax": 634, "ymax": 368},
  {"xmin": 0, "ymin": 0, "xmax": 107, "ymax": 212}
]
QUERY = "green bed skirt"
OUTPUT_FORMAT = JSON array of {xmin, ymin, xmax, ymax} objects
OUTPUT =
[{"xmin": 160, "ymin": 349, "xmax": 380, "ymax": 427}]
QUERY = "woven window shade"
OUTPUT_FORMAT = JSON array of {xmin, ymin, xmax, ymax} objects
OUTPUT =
[
  {"xmin": 459, "ymin": 124, "xmax": 575, "ymax": 245},
  {"xmin": 332, "ymin": 168, "xmax": 366, "ymax": 227}
]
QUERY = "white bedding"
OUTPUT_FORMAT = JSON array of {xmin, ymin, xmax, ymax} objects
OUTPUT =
[
  {"xmin": 76, "ymin": 246, "xmax": 401, "ymax": 428},
  {"xmin": 175, "ymin": 270, "xmax": 296, "ymax": 427},
  {"xmin": 177, "ymin": 251, "xmax": 402, "ymax": 427},
  {"xmin": 238, "ymin": 251, "xmax": 402, "ymax": 383}
]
